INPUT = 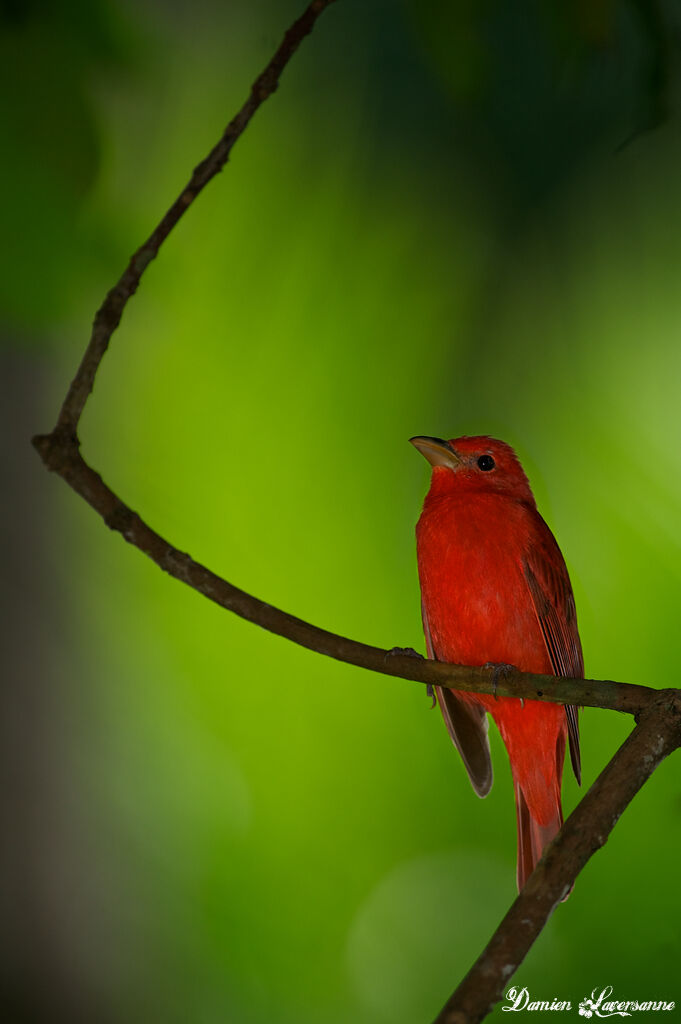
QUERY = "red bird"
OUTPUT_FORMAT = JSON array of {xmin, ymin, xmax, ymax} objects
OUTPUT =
[{"xmin": 411, "ymin": 435, "xmax": 582, "ymax": 892}]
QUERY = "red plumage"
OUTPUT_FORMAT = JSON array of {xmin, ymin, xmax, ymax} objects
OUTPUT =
[{"xmin": 412, "ymin": 435, "xmax": 582, "ymax": 893}]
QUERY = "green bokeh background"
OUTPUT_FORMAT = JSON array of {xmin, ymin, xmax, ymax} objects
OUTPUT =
[{"xmin": 5, "ymin": 0, "xmax": 681, "ymax": 1020}]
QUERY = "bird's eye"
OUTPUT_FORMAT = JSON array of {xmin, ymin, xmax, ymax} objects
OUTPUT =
[{"xmin": 477, "ymin": 454, "xmax": 495, "ymax": 471}]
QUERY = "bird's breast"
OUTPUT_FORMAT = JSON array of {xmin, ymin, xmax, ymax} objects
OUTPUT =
[{"xmin": 416, "ymin": 493, "xmax": 552, "ymax": 676}]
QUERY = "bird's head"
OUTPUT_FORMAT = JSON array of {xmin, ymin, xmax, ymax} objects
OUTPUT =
[{"xmin": 410, "ymin": 435, "xmax": 536, "ymax": 506}]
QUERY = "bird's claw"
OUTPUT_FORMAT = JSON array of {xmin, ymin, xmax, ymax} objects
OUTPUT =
[
  {"xmin": 385, "ymin": 646, "xmax": 424, "ymax": 660},
  {"xmin": 483, "ymin": 662, "xmax": 516, "ymax": 700},
  {"xmin": 385, "ymin": 648, "xmax": 435, "ymax": 706}
]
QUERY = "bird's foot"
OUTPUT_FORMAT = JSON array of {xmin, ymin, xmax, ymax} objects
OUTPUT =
[
  {"xmin": 385, "ymin": 647, "xmax": 435, "ymax": 706},
  {"xmin": 483, "ymin": 662, "xmax": 516, "ymax": 700},
  {"xmin": 385, "ymin": 646, "xmax": 424, "ymax": 660}
]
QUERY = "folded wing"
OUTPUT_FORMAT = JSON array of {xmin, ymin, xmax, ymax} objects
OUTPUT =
[
  {"xmin": 423, "ymin": 601, "xmax": 493, "ymax": 798},
  {"xmin": 523, "ymin": 520, "xmax": 584, "ymax": 784}
]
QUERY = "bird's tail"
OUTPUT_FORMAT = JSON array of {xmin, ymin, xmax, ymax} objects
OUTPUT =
[{"xmin": 514, "ymin": 781, "xmax": 570, "ymax": 898}]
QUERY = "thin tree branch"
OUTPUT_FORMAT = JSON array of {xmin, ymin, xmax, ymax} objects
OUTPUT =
[
  {"xmin": 30, "ymin": 4, "xmax": 681, "ymax": 1023},
  {"xmin": 434, "ymin": 693, "xmax": 681, "ymax": 1023},
  {"xmin": 30, "ymin": 433, "xmax": 659, "ymax": 717},
  {"xmin": 52, "ymin": 0, "xmax": 338, "ymax": 441}
]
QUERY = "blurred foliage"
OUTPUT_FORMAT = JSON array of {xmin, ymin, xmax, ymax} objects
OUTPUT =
[{"xmin": 5, "ymin": 0, "xmax": 681, "ymax": 1020}]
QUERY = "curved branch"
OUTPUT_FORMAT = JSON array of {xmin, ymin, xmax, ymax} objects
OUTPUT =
[
  {"xmin": 30, "ymin": 5, "xmax": 681, "ymax": 1024},
  {"xmin": 31, "ymin": 0, "xmax": 656, "ymax": 720},
  {"xmin": 32, "ymin": 433, "xmax": 656, "ymax": 717}
]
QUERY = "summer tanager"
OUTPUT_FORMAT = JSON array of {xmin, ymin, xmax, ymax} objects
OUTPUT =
[{"xmin": 411, "ymin": 435, "xmax": 582, "ymax": 892}]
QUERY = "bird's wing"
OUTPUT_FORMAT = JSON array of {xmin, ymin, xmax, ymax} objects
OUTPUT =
[
  {"xmin": 522, "ymin": 519, "xmax": 584, "ymax": 785},
  {"xmin": 423, "ymin": 600, "xmax": 493, "ymax": 798}
]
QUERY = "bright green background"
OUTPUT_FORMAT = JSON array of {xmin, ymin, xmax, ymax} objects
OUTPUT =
[{"xmin": 5, "ymin": 0, "xmax": 681, "ymax": 1020}]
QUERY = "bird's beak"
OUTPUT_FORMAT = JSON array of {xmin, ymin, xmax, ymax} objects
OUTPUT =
[{"xmin": 409, "ymin": 435, "xmax": 461, "ymax": 469}]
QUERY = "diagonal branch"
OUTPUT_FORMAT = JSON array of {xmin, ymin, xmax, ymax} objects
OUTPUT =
[
  {"xmin": 434, "ymin": 693, "xmax": 681, "ymax": 1023},
  {"xmin": 53, "ymin": 0, "xmax": 338, "ymax": 441}
]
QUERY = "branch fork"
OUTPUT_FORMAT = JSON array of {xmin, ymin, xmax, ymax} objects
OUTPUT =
[{"xmin": 31, "ymin": 3, "xmax": 680, "ymax": 1021}]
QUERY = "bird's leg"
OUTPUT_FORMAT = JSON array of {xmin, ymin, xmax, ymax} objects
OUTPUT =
[
  {"xmin": 483, "ymin": 662, "xmax": 517, "ymax": 700},
  {"xmin": 384, "ymin": 647, "xmax": 435, "ymax": 706}
]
